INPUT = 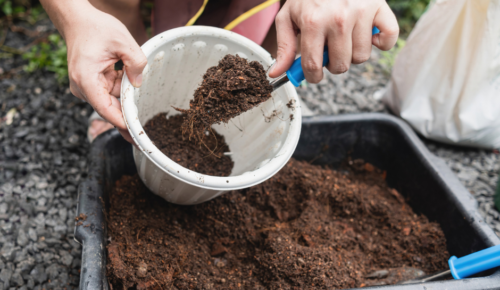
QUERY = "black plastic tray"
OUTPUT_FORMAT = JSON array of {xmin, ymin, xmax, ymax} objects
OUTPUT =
[{"xmin": 75, "ymin": 113, "xmax": 500, "ymax": 290}]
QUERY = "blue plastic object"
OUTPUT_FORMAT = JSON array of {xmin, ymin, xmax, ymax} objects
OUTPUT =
[
  {"xmin": 286, "ymin": 26, "xmax": 381, "ymax": 86},
  {"xmin": 448, "ymin": 244, "xmax": 500, "ymax": 279}
]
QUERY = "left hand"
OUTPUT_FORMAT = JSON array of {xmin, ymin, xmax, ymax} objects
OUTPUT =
[{"xmin": 268, "ymin": 0, "xmax": 399, "ymax": 83}]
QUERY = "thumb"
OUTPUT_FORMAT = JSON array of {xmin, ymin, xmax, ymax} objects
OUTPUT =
[
  {"xmin": 269, "ymin": 9, "xmax": 297, "ymax": 78},
  {"xmin": 119, "ymin": 42, "xmax": 148, "ymax": 88}
]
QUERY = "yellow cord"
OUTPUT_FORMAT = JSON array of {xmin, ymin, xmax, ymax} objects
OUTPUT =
[
  {"xmin": 185, "ymin": 0, "xmax": 209, "ymax": 26},
  {"xmin": 224, "ymin": 0, "xmax": 280, "ymax": 31}
]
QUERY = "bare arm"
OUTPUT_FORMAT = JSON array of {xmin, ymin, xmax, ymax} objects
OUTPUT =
[{"xmin": 40, "ymin": 0, "xmax": 148, "ymax": 143}]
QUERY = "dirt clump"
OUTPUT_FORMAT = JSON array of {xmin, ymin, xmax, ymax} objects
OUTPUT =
[
  {"xmin": 174, "ymin": 54, "xmax": 273, "ymax": 141},
  {"xmin": 75, "ymin": 213, "xmax": 87, "ymax": 222},
  {"xmin": 143, "ymin": 113, "xmax": 233, "ymax": 176},
  {"xmin": 106, "ymin": 159, "xmax": 449, "ymax": 289}
]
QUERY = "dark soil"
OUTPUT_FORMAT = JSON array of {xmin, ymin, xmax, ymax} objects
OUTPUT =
[
  {"xmin": 143, "ymin": 113, "xmax": 233, "ymax": 176},
  {"xmin": 106, "ymin": 159, "xmax": 449, "ymax": 289},
  {"xmin": 174, "ymin": 54, "xmax": 273, "ymax": 141}
]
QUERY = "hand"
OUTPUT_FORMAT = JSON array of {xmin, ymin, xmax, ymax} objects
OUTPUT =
[
  {"xmin": 41, "ymin": 0, "xmax": 147, "ymax": 144},
  {"xmin": 268, "ymin": 0, "xmax": 399, "ymax": 83}
]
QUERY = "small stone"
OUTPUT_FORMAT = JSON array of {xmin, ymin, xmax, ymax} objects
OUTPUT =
[
  {"xmin": 59, "ymin": 250, "xmax": 73, "ymax": 266},
  {"xmin": 0, "ymin": 269, "xmax": 12, "ymax": 284},
  {"xmin": 44, "ymin": 238, "xmax": 60, "ymax": 247},
  {"xmin": 136, "ymin": 261, "xmax": 148, "ymax": 278},
  {"xmin": 10, "ymin": 272, "xmax": 24, "ymax": 287},
  {"xmin": 0, "ymin": 204, "xmax": 7, "ymax": 214},
  {"xmin": 35, "ymin": 182, "xmax": 48, "ymax": 190},
  {"xmin": 26, "ymin": 278, "xmax": 34, "ymax": 290},
  {"xmin": 215, "ymin": 260, "xmax": 226, "ymax": 268},
  {"xmin": 17, "ymin": 230, "xmax": 28, "ymax": 247},
  {"xmin": 297, "ymin": 258, "xmax": 305, "ymax": 264},
  {"xmin": 366, "ymin": 270, "xmax": 389, "ymax": 279},
  {"xmin": 68, "ymin": 134, "xmax": 79, "ymax": 144},
  {"xmin": 33, "ymin": 88, "xmax": 41, "ymax": 95},
  {"xmin": 58, "ymin": 208, "xmax": 67, "ymax": 222},
  {"xmin": 45, "ymin": 264, "xmax": 59, "ymax": 280},
  {"xmin": 13, "ymin": 249, "xmax": 27, "ymax": 263},
  {"xmin": 1, "ymin": 243, "xmax": 17, "ymax": 261},
  {"xmin": 28, "ymin": 228, "xmax": 37, "ymax": 242},
  {"xmin": 30, "ymin": 265, "xmax": 47, "ymax": 284},
  {"xmin": 17, "ymin": 257, "xmax": 35, "ymax": 275},
  {"xmin": 6, "ymin": 84, "xmax": 16, "ymax": 93}
]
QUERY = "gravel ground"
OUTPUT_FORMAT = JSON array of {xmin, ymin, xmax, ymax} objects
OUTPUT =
[
  {"xmin": 1, "ymin": 20, "xmax": 90, "ymax": 290},
  {"xmin": 0, "ymin": 20, "xmax": 499, "ymax": 290}
]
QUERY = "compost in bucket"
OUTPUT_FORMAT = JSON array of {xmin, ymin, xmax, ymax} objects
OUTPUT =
[
  {"xmin": 144, "ymin": 113, "xmax": 233, "ymax": 176},
  {"xmin": 174, "ymin": 54, "xmax": 273, "ymax": 141},
  {"xmin": 106, "ymin": 159, "xmax": 449, "ymax": 289},
  {"xmin": 143, "ymin": 54, "xmax": 277, "ymax": 177}
]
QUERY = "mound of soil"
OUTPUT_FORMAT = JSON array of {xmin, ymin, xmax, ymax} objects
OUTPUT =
[
  {"xmin": 143, "ymin": 113, "xmax": 233, "ymax": 176},
  {"xmin": 106, "ymin": 159, "xmax": 449, "ymax": 290},
  {"xmin": 175, "ymin": 54, "xmax": 273, "ymax": 140}
]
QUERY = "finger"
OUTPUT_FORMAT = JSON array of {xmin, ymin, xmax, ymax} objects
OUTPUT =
[
  {"xmin": 81, "ymin": 75, "xmax": 127, "ymax": 131},
  {"xmin": 300, "ymin": 26, "xmax": 326, "ymax": 83},
  {"xmin": 351, "ymin": 16, "xmax": 374, "ymax": 64},
  {"xmin": 118, "ymin": 128, "xmax": 136, "ymax": 146},
  {"xmin": 269, "ymin": 7, "xmax": 298, "ymax": 78},
  {"xmin": 372, "ymin": 4, "xmax": 399, "ymax": 51},
  {"xmin": 326, "ymin": 18, "xmax": 353, "ymax": 75},
  {"xmin": 110, "ymin": 77, "xmax": 122, "ymax": 97},
  {"xmin": 103, "ymin": 68, "xmax": 123, "ymax": 97},
  {"xmin": 118, "ymin": 41, "xmax": 148, "ymax": 88}
]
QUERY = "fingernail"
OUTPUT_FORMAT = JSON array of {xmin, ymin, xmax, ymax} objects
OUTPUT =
[
  {"xmin": 134, "ymin": 74, "xmax": 143, "ymax": 87},
  {"xmin": 269, "ymin": 60, "xmax": 278, "ymax": 75}
]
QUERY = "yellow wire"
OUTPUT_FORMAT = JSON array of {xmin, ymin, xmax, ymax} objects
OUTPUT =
[
  {"xmin": 185, "ymin": 0, "xmax": 209, "ymax": 26},
  {"xmin": 224, "ymin": 0, "xmax": 280, "ymax": 31}
]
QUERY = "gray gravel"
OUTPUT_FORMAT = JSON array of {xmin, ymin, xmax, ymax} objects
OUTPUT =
[
  {"xmin": 0, "ymin": 19, "xmax": 499, "ymax": 289},
  {"xmin": 297, "ymin": 50, "xmax": 388, "ymax": 116},
  {"xmin": 0, "ymin": 73, "xmax": 88, "ymax": 289},
  {"xmin": 1, "ymin": 20, "xmax": 87, "ymax": 289},
  {"xmin": 426, "ymin": 144, "xmax": 500, "ymax": 235}
]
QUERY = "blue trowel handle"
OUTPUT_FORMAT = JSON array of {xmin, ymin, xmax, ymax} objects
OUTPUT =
[
  {"xmin": 286, "ymin": 26, "xmax": 381, "ymax": 87},
  {"xmin": 449, "ymin": 244, "xmax": 500, "ymax": 279}
]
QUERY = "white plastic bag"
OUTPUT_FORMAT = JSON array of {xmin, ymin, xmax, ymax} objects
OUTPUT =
[{"xmin": 383, "ymin": 0, "xmax": 500, "ymax": 149}]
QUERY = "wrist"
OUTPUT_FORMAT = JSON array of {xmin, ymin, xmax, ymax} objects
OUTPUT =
[{"xmin": 40, "ymin": 0, "xmax": 96, "ymax": 40}]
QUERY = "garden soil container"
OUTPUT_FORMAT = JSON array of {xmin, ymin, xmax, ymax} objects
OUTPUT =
[{"xmin": 75, "ymin": 113, "xmax": 500, "ymax": 290}]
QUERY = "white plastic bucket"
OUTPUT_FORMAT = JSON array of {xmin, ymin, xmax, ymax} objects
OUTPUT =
[{"xmin": 121, "ymin": 26, "xmax": 301, "ymax": 205}]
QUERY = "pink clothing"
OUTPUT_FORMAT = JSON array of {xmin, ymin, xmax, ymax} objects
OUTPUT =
[
  {"xmin": 152, "ymin": 0, "xmax": 279, "ymax": 45},
  {"xmin": 230, "ymin": 2, "xmax": 280, "ymax": 45}
]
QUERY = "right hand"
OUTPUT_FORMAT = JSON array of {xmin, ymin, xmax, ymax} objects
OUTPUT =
[{"xmin": 63, "ymin": 3, "xmax": 147, "ymax": 144}]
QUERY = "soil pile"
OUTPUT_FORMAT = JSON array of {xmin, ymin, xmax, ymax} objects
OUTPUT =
[
  {"xmin": 143, "ymin": 113, "xmax": 233, "ymax": 176},
  {"xmin": 175, "ymin": 54, "xmax": 273, "ymax": 140},
  {"xmin": 106, "ymin": 159, "xmax": 449, "ymax": 290}
]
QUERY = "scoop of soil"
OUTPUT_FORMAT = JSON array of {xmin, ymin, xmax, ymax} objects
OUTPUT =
[
  {"xmin": 106, "ymin": 159, "xmax": 449, "ymax": 289},
  {"xmin": 174, "ymin": 54, "xmax": 273, "ymax": 140},
  {"xmin": 143, "ymin": 113, "xmax": 233, "ymax": 176}
]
